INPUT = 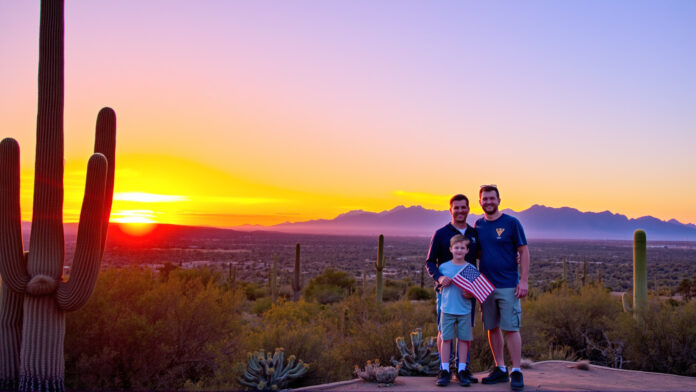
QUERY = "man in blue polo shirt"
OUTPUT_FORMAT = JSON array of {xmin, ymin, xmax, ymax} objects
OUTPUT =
[
  {"xmin": 476, "ymin": 185, "xmax": 529, "ymax": 391},
  {"xmin": 425, "ymin": 194, "xmax": 479, "ymax": 385}
]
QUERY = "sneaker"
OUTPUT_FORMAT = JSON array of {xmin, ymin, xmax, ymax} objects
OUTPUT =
[
  {"xmin": 481, "ymin": 367, "xmax": 509, "ymax": 384},
  {"xmin": 510, "ymin": 370, "xmax": 524, "ymax": 391},
  {"xmin": 436, "ymin": 369, "xmax": 451, "ymax": 387},
  {"xmin": 468, "ymin": 372, "xmax": 478, "ymax": 384},
  {"xmin": 457, "ymin": 369, "xmax": 473, "ymax": 387}
]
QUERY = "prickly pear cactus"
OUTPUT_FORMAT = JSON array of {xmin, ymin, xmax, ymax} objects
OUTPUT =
[
  {"xmin": 391, "ymin": 328, "xmax": 440, "ymax": 376},
  {"xmin": 238, "ymin": 348, "xmax": 309, "ymax": 391},
  {"xmin": 0, "ymin": 1, "xmax": 116, "ymax": 390}
]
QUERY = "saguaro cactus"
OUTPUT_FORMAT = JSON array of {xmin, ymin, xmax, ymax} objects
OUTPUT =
[
  {"xmin": 0, "ymin": 1, "xmax": 116, "ymax": 390},
  {"xmin": 622, "ymin": 230, "xmax": 648, "ymax": 319},
  {"xmin": 375, "ymin": 234, "xmax": 385, "ymax": 304},
  {"xmin": 292, "ymin": 243, "xmax": 301, "ymax": 301},
  {"xmin": 270, "ymin": 254, "xmax": 278, "ymax": 302}
]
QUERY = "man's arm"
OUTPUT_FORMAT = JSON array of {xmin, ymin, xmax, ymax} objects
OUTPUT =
[
  {"xmin": 425, "ymin": 234, "xmax": 443, "ymax": 283},
  {"xmin": 515, "ymin": 245, "xmax": 530, "ymax": 298}
]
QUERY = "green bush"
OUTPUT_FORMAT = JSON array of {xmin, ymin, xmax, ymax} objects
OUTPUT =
[
  {"xmin": 304, "ymin": 268, "xmax": 355, "ymax": 304},
  {"xmin": 522, "ymin": 283, "xmax": 620, "ymax": 363},
  {"xmin": 65, "ymin": 268, "xmax": 245, "ymax": 390},
  {"xmin": 609, "ymin": 300, "xmax": 696, "ymax": 376},
  {"xmin": 241, "ymin": 281, "xmax": 267, "ymax": 301},
  {"xmin": 250, "ymin": 297, "xmax": 274, "ymax": 315},
  {"xmin": 382, "ymin": 285, "xmax": 403, "ymax": 302},
  {"xmin": 406, "ymin": 286, "xmax": 435, "ymax": 301}
]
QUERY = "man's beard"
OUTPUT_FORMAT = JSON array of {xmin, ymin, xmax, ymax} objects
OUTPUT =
[{"xmin": 483, "ymin": 204, "xmax": 498, "ymax": 214}]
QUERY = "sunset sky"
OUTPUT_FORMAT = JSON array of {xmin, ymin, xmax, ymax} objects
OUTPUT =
[{"xmin": 1, "ymin": 1, "xmax": 695, "ymax": 227}]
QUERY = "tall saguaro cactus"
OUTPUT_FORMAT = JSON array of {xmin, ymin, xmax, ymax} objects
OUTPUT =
[
  {"xmin": 375, "ymin": 234, "xmax": 385, "ymax": 304},
  {"xmin": 632, "ymin": 230, "xmax": 647, "ymax": 316},
  {"xmin": 622, "ymin": 230, "xmax": 648, "ymax": 320},
  {"xmin": 292, "ymin": 243, "xmax": 302, "ymax": 302},
  {"xmin": 0, "ymin": 1, "xmax": 116, "ymax": 391}
]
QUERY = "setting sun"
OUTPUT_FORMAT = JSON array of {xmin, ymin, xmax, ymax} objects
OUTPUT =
[{"xmin": 110, "ymin": 210, "xmax": 157, "ymax": 236}]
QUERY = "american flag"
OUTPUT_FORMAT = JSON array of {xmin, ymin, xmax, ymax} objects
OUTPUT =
[{"xmin": 452, "ymin": 263, "xmax": 495, "ymax": 304}]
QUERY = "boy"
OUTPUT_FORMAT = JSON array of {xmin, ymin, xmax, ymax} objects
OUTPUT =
[{"xmin": 436, "ymin": 234, "xmax": 477, "ymax": 387}]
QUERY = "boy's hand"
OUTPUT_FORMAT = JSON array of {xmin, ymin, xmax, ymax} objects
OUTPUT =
[
  {"xmin": 462, "ymin": 291, "xmax": 474, "ymax": 299},
  {"xmin": 438, "ymin": 276, "xmax": 452, "ymax": 287}
]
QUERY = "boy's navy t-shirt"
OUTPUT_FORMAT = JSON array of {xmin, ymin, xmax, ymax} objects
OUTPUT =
[{"xmin": 475, "ymin": 214, "xmax": 527, "ymax": 288}]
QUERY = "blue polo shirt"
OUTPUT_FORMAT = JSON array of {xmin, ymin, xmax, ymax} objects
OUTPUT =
[
  {"xmin": 475, "ymin": 214, "xmax": 527, "ymax": 288},
  {"xmin": 425, "ymin": 223, "xmax": 478, "ymax": 285}
]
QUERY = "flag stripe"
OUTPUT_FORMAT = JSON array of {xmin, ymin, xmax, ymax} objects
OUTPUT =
[{"xmin": 451, "ymin": 263, "xmax": 495, "ymax": 303}]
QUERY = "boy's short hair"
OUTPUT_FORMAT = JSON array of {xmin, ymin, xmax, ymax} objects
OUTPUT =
[{"xmin": 449, "ymin": 234, "xmax": 470, "ymax": 247}]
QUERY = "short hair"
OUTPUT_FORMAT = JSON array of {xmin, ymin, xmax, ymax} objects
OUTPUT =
[
  {"xmin": 449, "ymin": 234, "xmax": 470, "ymax": 247},
  {"xmin": 449, "ymin": 194, "xmax": 469, "ymax": 207},
  {"xmin": 479, "ymin": 185, "xmax": 500, "ymax": 198}
]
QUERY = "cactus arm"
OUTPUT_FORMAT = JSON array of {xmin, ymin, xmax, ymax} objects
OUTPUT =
[
  {"xmin": 56, "ymin": 154, "xmax": 107, "ymax": 311},
  {"xmin": 93, "ymin": 107, "xmax": 117, "ymax": 259},
  {"xmin": 28, "ymin": 0, "xmax": 66, "ymax": 280},
  {"xmin": 0, "ymin": 139, "xmax": 30, "ymax": 292}
]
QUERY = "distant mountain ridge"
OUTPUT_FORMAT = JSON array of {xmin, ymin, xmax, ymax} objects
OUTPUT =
[
  {"xmin": 262, "ymin": 204, "xmax": 696, "ymax": 240},
  {"xmin": 19, "ymin": 205, "xmax": 696, "ymax": 241}
]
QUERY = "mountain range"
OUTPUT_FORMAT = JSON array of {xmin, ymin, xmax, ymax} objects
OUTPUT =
[
  {"xmin": 239, "ymin": 205, "xmax": 696, "ymax": 240},
  {"xmin": 19, "ymin": 205, "xmax": 696, "ymax": 241}
]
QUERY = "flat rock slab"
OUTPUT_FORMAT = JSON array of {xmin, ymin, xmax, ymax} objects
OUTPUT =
[{"xmin": 295, "ymin": 361, "xmax": 696, "ymax": 391}]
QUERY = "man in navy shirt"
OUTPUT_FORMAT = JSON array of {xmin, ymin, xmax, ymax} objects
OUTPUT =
[
  {"xmin": 425, "ymin": 194, "xmax": 479, "ymax": 384},
  {"xmin": 476, "ymin": 185, "xmax": 529, "ymax": 391}
]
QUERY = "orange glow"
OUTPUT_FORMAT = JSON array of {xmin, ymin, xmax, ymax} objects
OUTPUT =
[{"xmin": 116, "ymin": 222, "xmax": 157, "ymax": 236}]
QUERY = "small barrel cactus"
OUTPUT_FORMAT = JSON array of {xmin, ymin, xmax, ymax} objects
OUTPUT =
[
  {"xmin": 238, "ymin": 348, "xmax": 309, "ymax": 391},
  {"xmin": 354, "ymin": 359, "xmax": 399, "ymax": 385},
  {"xmin": 391, "ymin": 328, "xmax": 440, "ymax": 376}
]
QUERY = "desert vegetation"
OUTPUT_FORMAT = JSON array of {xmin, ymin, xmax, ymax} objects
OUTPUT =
[{"xmin": 59, "ymin": 263, "xmax": 696, "ymax": 390}]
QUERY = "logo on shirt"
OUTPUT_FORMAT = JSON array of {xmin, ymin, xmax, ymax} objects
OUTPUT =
[{"xmin": 496, "ymin": 228, "xmax": 505, "ymax": 239}]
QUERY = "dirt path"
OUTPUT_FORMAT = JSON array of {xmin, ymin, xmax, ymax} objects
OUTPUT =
[{"xmin": 295, "ymin": 361, "xmax": 696, "ymax": 391}]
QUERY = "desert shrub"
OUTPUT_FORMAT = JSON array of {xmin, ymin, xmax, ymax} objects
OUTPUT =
[
  {"xmin": 382, "ymin": 285, "xmax": 403, "ymax": 302},
  {"xmin": 608, "ymin": 300, "xmax": 696, "ymax": 376},
  {"xmin": 406, "ymin": 286, "xmax": 434, "ymax": 301},
  {"xmin": 250, "ymin": 297, "xmax": 273, "ymax": 314},
  {"xmin": 245, "ymin": 300, "xmax": 329, "ymax": 387},
  {"xmin": 304, "ymin": 268, "xmax": 355, "ymax": 304},
  {"xmin": 327, "ymin": 294, "xmax": 438, "ymax": 380},
  {"xmin": 522, "ymin": 283, "xmax": 620, "ymax": 363},
  {"xmin": 241, "ymin": 281, "xmax": 267, "ymax": 301},
  {"xmin": 65, "ymin": 267, "xmax": 245, "ymax": 390}
]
